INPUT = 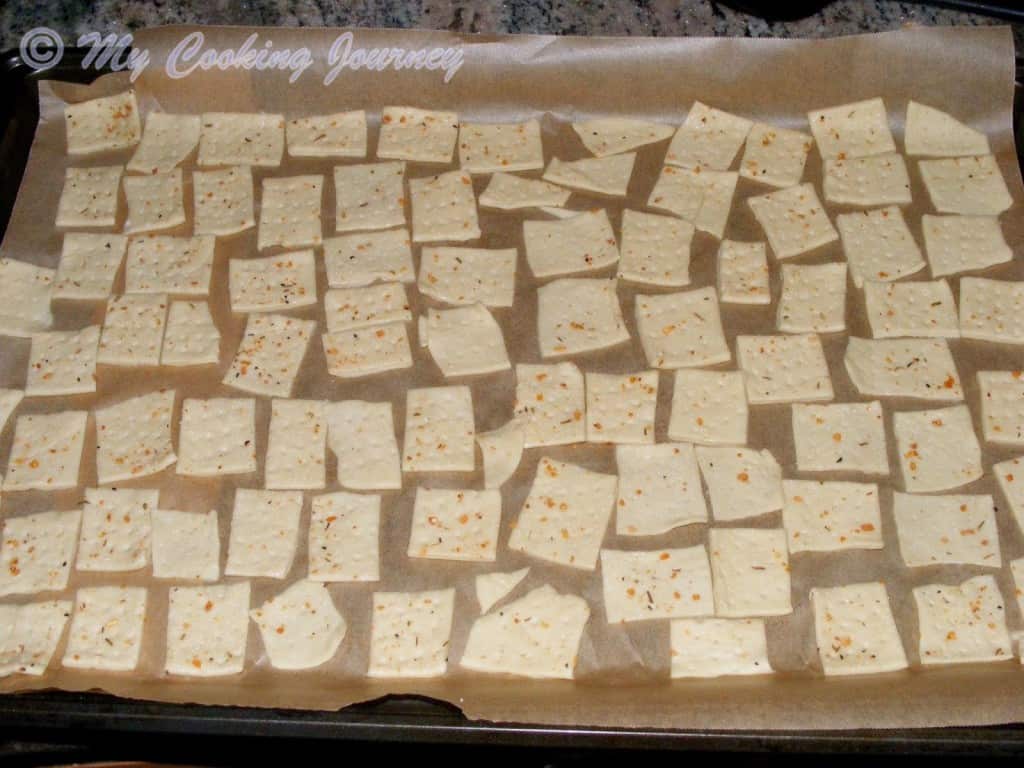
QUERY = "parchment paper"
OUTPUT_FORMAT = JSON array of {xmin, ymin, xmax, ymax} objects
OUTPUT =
[{"xmin": 0, "ymin": 23, "xmax": 1023, "ymax": 731}]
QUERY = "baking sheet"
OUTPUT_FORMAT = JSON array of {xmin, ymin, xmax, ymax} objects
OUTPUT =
[{"xmin": 0, "ymin": 23, "xmax": 1023, "ymax": 731}]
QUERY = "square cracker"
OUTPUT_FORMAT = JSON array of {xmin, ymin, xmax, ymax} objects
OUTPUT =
[
  {"xmin": 695, "ymin": 446, "xmax": 783, "ymax": 522},
  {"xmin": 76, "ymin": 488, "xmax": 156, "ymax": 572},
  {"xmin": 717, "ymin": 240, "xmax": 770, "ymax": 305},
  {"xmin": 25, "ymin": 325, "xmax": 100, "ymax": 396},
  {"xmin": 62, "ymin": 585, "xmax": 147, "ymax": 671},
  {"xmin": 257, "ymin": 175, "xmax": 323, "ymax": 250},
  {"xmin": 542, "ymin": 153, "xmax": 636, "ymax": 197},
  {"xmin": 250, "ymin": 580, "xmax": 347, "ymax": 670},
  {"xmin": 0, "ymin": 259, "xmax": 54, "ymax": 337},
  {"xmin": 368, "ymin": 589, "xmax": 456, "ymax": 678},
  {"xmin": 810, "ymin": 582, "xmax": 908, "ymax": 676},
  {"xmin": 781, "ymin": 479, "xmax": 883, "ymax": 553},
  {"xmin": 460, "ymin": 585, "xmax": 590, "ymax": 679},
  {"xmin": 408, "ymin": 488, "xmax": 501, "ymax": 562},
  {"xmin": 978, "ymin": 371, "xmax": 1024, "ymax": 445},
  {"xmin": 409, "ymin": 170, "xmax": 480, "ymax": 243},
  {"xmin": 334, "ymin": 162, "xmax": 406, "ymax": 233},
  {"xmin": 125, "ymin": 235, "xmax": 215, "ymax": 296},
  {"xmin": 536, "ymin": 278, "xmax": 629, "ymax": 358},
  {"xmin": 224, "ymin": 489, "xmax": 302, "ymax": 579},
  {"xmin": 807, "ymin": 98, "xmax": 896, "ymax": 161},
  {"xmin": 229, "ymin": 251, "xmax": 318, "ymax": 313},
  {"xmin": 601, "ymin": 546, "xmax": 714, "ymax": 623},
  {"xmin": 739, "ymin": 122, "xmax": 813, "ymax": 188},
  {"xmin": 893, "ymin": 491, "xmax": 999, "ymax": 568},
  {"xmin": 736, "ymin": 334, "xmax": 834, "ymax": 404},
  {"xmin": 573, "ymin": 117, "xmax": 674, "ymax": 157},
  {"xmin": 892, "ymin": 404, "xmax": 983, "ymax": 493},
  {"xmin": 844, "ymin": 337, "xmax": 962, "ymax": 400},
  {"xmin": 919, "ymin": 155, "xmax": 1012, "ymax": 215},
  {"xmin": 791, "ymin": 401, "xmax": 889, "ymax": 474},
  {"xmin": 523, "ymin": 209, "xmax": 619, "ymax": 279},
  {"xmin": 123, "ymin": 170, "xmax": 185, "ymax": 234},
  {"xmin": 616, "ymin": 443, "xmax": 707, "ymax": 535},
  {"xmin": 65, "ymin": 90, "xmax": 140, "ymax": 154},
  {"xmin": 308, "ymin": 492, "xmax": 380, "ymax": 582},
  {"xmin": 994, "ymin": 456, "xmax": 1024, "ymax": 535},
  {"xmin": 161, "ymin": 300, "xmax": 220, "ymax": 366},
  {"xmin": 835, "ymin": 206, "xmax": 925, "ymax": 288},
  {"xmin": 151, "ymin": 509, "xmax": 220, "ymax": 581},
  {"xmin": 55, "ymin": 166, "xmax": 122, "ymax": 229},
  {"xmin": 97, "ymin": 293, "xmax": 168, "ymax": 366},
  {"xmin": 322, "ymin": 321, "xmax": 413, "ymax": 379},
  {"xmin": 378, "ymin": 106, "xmax": 458, "ymax": 163},
  {"xmin": 325, "ymin": 228, "xmax": 414, "ymax": 287},
  {"xmin": 863, "ymin": 279, "xmax": 959, "ymax": 339},
  {"xmin": 198, "ymin": 112, "xmax": 284, "ymax": 167},
  {"xmin": 748, "ymin": 183, "xmax": 839, "ymax": 260},
  {"xmin": 777, "ymin": 262, "xmax": 847, "ymax": 334},
  {"xmin": 223, "ymin": 314, "xmax": 316, "ymax": 397},
  {"xmin": 458, "ymin": 120, "xmax": 544, "ymax": 173},
  {"xmin": 823, "ymin": 153, "xmax": 912, "ymax": 206},
  {"xmin": 403, "ymin": 386, "xmax": 475, "ymax": 472},
  {"xmin": 95, "ymin": 390, "xmax": 177, "ymax": 484},
  {"xmin": 647, "ymin": 166, "xmax": 738, "ymax": 239},
  {"xmin": 0, "ymin": 600, "xmax": 72, "ymax": 676},
  {"xmin": 914, "ymin": 575, "xmax": 1011, "ymax": 665},
  {"xmin": 904, "ymin": 101, "xmax": 990, "ymax": 158},
  {"xmin": 479, "ymin": 173, "xmax": 570, "ymax": 210},
  {"xmin": 287, "ymin": 110, "xmax": 367, "ymax": 157},
  {"xmin": 3, "ymin": 412, "xmax": 87, "ymax": 491},
  {"xmin": 419, "ymin": 247, "xmax": 516, "ymax": 307},
  {"xmin": 424, "ymin": 304, "xmax": 510, "ymax": 378},
  {"xmin": 165, "ymin": 582, "xmax": 250, "ymax": 677},
  {"xmin": 53, "ymin": 234, "xmax": 126, "ymax": 301},
  {"xmin": 127, "ymin": 112, "xmax": 200, "ymax": 174},
  {"xmin": 670, "ymin": 618, "xmax": 772, "ymax": 678},
  {"xmin": 709, "ymin": 528, "xmax": 791, "ymax": 618},
  {"xmin": 585, "ymin": 370, "xmax": 658, "ymax": 444},
  {"xmin": 617, "ymin": 209, "xmax": 693, "ymax": 287},
  {"xmin": 0, "ymin": 510, "xmax": 81, "ymax": 596},
  {"xmin": 325, "ymin": 401, "xmax": 401, "ymax": 490},
  {"xmin": 176, "ymin": 397, "xmax": 256, "ymax": 477},
  {"xmin": 265, "ymin": 399, "xmax": 327, "ymax": 490},
  {"xmin": 325, "ymin": 283, "xmax": 411, "ymax": 333},
  {"xmin": 959, "ymin": 278, "xmax": 1024, "ymax": 344},
  {"xmin": 921, "ymin": 214, "xmax": 1010, "ymax": 277},
  {"xmin": 665, "ymin": 102, "xmax": 752, "ymax": 170},
  {"xmin": 507, "ymin": 456, "xmax": 617, "ymax": 571},
  {"xmin": 513, "ymin": 362, "xmax": 586, "ymax": 448},
  {"xmin": 193, "ymin": 166, "xmax": 255, "ymax": 237},
  {"xmin": 668, "ymin": 369, "xmax": 748, "ymax": 445}
]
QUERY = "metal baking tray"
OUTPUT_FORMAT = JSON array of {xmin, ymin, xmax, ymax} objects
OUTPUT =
[{"xmin": 1, "ymin": 45, "xmax": 1024, "ymax": 756}]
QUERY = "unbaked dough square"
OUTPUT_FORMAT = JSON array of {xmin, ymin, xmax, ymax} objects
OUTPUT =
[
  {"xmin": 601, "ymin": 546, "xmax": 713, "ymax": 623},
  {"xmin": 695, "ymin": 446, "xmax": 783, "ymax": 522},
  {"xmin": 408, "ymin": 170, "xmax": 480, "ymax": 243},
  {"xmin": 617, "ymin": 209, "xmax": 693, "ymax": 287},
  {"xmin": 892, "ymin": 404, "xmax": 983, "ymax": 493},
  {"xmin": 736, "ymin": 334, "xmax": 834, "ymax": 404},
  {"xmin": 807, "ymin": 98, "xmax": 896, "ymax": 161},
  {"xmin": 223, "ymin": 314, "xmax": 316, "ymax": 397},
  {"xmin": 123, "ymin": 170, "xmax": 185, "ymax": 234},
  {"xmin": 25, "ymin": 325, "xmax": 100, "ymax": 397},
  {"xmin": 776, "ymin": 262, "xmax": 847, "ymax": 334},
  {"xmin": 665, "ymin": 102, "xmax": 752, "ymax": 170},
  {"xmin": 536, "ymin": 278, "xmax": 629, "ymax": 358},
  {"xmin": 810, "ymin": 581, "xmax": 907, "ymax": 676},
  {"xmin": 198, "ymin": 112, "xmax": 284, "ymax": 167},
  {"xmin": 458, "ymin": 120, "xmax": 544, "ymax": 173},
  {"xmin": 835, "ymin": 206, "xmax": 925, "ymax": 288},
  {"xmin": 781, "ymin": 479, "xmax": 883, "ymax": 552},
  {"xmin": 748, "ymin": 183, "xmax": 839, "ymax": 260},
  {"xmin": 324, "ymin": 228, "xmax": 415, "ymax": 287},
  {"xmin": 402, "ymin": 386, "xmax": 475, "ymax": 472},
  {"xmin": 0, "ymin": 510, "xmax": 81, "ymax": 596},
  {"xmin": 862, "ymin": 279, "xmax": 959, "ymax": 339},
  {"xmin": 308, "ymin": 492, "xmax": 380, "ymax": 582},
  {"xmin": 333, "ymin": 162, "xmax": 407, "ymax": 233},
  {"xmin": 229, "ymin": 251, "xmax": 318, "ymax": 313},
  {"xmin": 739, "ymin": 122, "xmax": 813, "ymax": 188},
  {"xmin": 3, "ymin": 412, "xmax": 88, "ymax": 491},
  {"xmin": 76, "ymin": 488, "xmax": 156, "ymax": 572},
  {"xmin": 97, "ymin": 293, "xmax": 168, "ymax": 366},
  {"xmin": 959, "ymin": 278, "xmax": 1024, "ymax": 344},
  {"xmin": 523, "ymin": 209, "xmax": 619, "ymax": 279},
  {"xmin": 843, "ymin": 337, "xmax": 962, "ymax": 401},
  {"xmin": 407, "ymin": 488, "xmax": 501, "ymax": 562},
  {"xmin": 893, "ymin": 491, "xmax": 999, "ymax": 568},
  {"xmin": 95, "ymin": 390, "xmax": 177, "ymax": 484},
  {"xmin": 585, "ymin": 370, "xmax": 658, "ymax": 444},
  {"xmin": 176, "ymin": 397, "xmax": 256, "ymax": 477},
  {"xmin": 265, "ymin": 398, "xmax": 327, "ymax": 490},
  {"xmin": 124, "ymin": 235, "xmax": 215, "ymax": 295},
  {"xmin": 717, "ymin": 240, "xmax": 770, "ymax": 305},
  {"xmin": 55, "ymin": 166, "xmax": 122, "ymax": 228},
  {"xmin": 708, "ymin": 528, "xmax": 791, "ymax": 618},
  {"xmin": 257, "ymin": 175, "xmax": 323, "ymax": 250},
  {"xmin": 378, "ymin": 106, "xmax": 458, "ymax": 163},
  {"xmin": 65, "ymin": 90, "xmax": 140, "ymax": 154},
  {"xmin": 634, "ymin": 287, "xmax": 730, "ymax": 369},
  {"xmin": 791, "ymin": 401, "xmax": 889, "ymax": 474},
  {"xmin": 914, "ymin": 575, "xmax": 1011, "ymax": 666},
  {"xmin": 367, "ymin": 589, "xmax": 455, "ymax": 678},
  {"xmin": 0, "ymin": 259, "xmax": 55, "ymax": 337},
  {"xmin": 192, "ymin": 166, "xmax": 256, "ymax": 237},
  {"xmin": 667, "ymin": 369, "xmax": 748, "ymax": 445},
  {"xmin": 919, "ymin": 155, "xmax": 1012, "ymax": 215},
  {"xmin": 224, "ymin": 489, "xmax": 302, "ymax": 579},
  {"xmin": 513, "ymin": 362, "xmax": 586, "ymax": 448},
  {"xmin": 53, "ymin": 233, "xmax": 127, "ymax": 301},
  {"xmin": 615, "ymin": 443, "xmax": 707, "ymax": 535},
  {"xmin": 165, "ymin": 582, "xmax": 250, "ymax": 677}
]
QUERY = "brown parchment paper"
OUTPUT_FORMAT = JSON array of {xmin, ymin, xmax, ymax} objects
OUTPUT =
[{"xmin": 0, "ymin": 23, "xmax": 1023, "ymax": 731}]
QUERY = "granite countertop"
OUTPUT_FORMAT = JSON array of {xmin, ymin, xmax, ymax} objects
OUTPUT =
[{"xmin": 0, "ymin": 0, "xmax": 1021, "ymax": 51}]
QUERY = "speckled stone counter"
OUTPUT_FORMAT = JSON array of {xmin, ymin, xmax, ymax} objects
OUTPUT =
[{"xmin": 0, "ymin": 0, "xmax": 1020, "ymax": 51}]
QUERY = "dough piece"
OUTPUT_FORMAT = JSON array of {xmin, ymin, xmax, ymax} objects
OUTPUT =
[
  {"xmin": 151, "ymin": 509, "xmax": 220, "ymax": 581},
  {"xmin": 192, "ymin": 166, "xmax": 255, "ymax": 237},
  {"xmin": 914, "ymin": 575, "xmax": 1011, "ymax": 666},
  {"xmin": 994, "ymin": 456, "xmax": 1024, "ymax": 535},
  {"xmin": 523, "ymin": 208, "xmax": 619, "ymax": 278},
  {"xmin": 667, "ymin": 369, "xmax": 748, "ymax": 445},
  {"xmin": 975, "ymin": 371, "xmax": 1023, "ymax": 447},
  {"xmin": 791, "ymin": 401, "xmax": 889, "ymax": 474},
  {"xmin": 781, "ymin": 479, "xmax": 883, "ymax": 553},
  {"xmin": 893, "ymin": 491, "xmax": 999, "ymax": 568},
  {"xmin": 418, "ymin": 247, "xmax": 515, "ymax": 308},
  {"xmin": 748, "ymin": 183, "xmax": 839, "ymax": 260},
  {"xmin": 265, "ymin": 399, "xmax": 327, "ymax": 490},
  {"xmin": 919, "ymin": 155, "xmax": 1012, "ymax": 215},
  {"xmin": 536, "ymin": 278, "xmax": 629, "ymax": 358},
  {"xmin": 409, "ymin": 169, "xmax": 480, "ymax": 243},
  {"xmin": 617, "ymin": 209, "xmax": 693, "ymax": 287},
  {"xmin": 402, "ymin": 386, "xmax": 475, "ymax": 472},
  {"xmin": 97, "ymin": 293, "xmax": 168, "ymax": 366},
  {"xmin": 807, "ymin": 98, "xmax": 896, "ymax": 161},
  {"xmin": 424, "ymin": 304, "xmax": 511, "ymax": 378},
  {"xmin": 407, "ymin": 488, "xmax": 502, "ymax": 562},
  {"xmin": 695, "ymin": 446, "xmax": 783, "ymax": 522},
  {"xmin": 585, "ymin": 370, "xmax": 658, "ymax": 444},
  {"xmin": 572, "ymin": 117, "xmax": 674, "ymax": 157},
  {"xmin": 308, "ymin": 492, "xmax": 380, "ymax": 582},
  {"xmin": 862, "ymin": 279, "xmax": 959, "ymax": 339},
  {"xmin": 165, "ymin": 582, "xmax": 251, "ymax": 677},
  {"xmin": 810, "ymin": 582, "xmax": 908, "ymax": 676},
  {"xmin": 823, "ymin": 153, "xmax": 912, "ymax": 206},
  {"xmin": 325, "ymin": 400, "xmax": 402, "ymax": 491},
  {"xmin": 959, "ymin": 278, "xmax": 1024, "ymax": 344},
  {"xmin": 844, "ymin": 337, "xmax": 962, "ymax": 401},
  {"xmin": 508, "ymin": 457, "xmax": 617, "ymax": 571},
  {"xmin": 161, "ymin": 300, "xmax": 220, "ymax": 366},
  {"xmin": 229, "ymin": 251, "xmax": 318, "ymax": 313},
  {"xmin": 25, "ymin": 325, "xmax": 101, "ymax": 396},
  {"xmin": 921, "ymin": 214, "xmax": 1011, "ymax": 277},
  {"xmin": 475, "ymin": 567, "xmax": 530, "ymax": 613},
  {"xmin": 52, "ymin": 233, "xmax": 127, "ymax": 301},
  {"xmin": 0, "ymin": 600, "xmax": 72, "ymax": 677},
  {"xmin": 94, "ymin": 390, "xmax": 176, "ymax": 484},
  {"xmin": 904, "ymin": 101, "xmax": 990, "ymax": 157},
  {"xmin": 835, "ymin": 206, "xmax": 925, "ymax": 288},
  {"xmin": 616, "ymin": 443, "xmax": 707, "ymax": 535},
  {"xmin": 670, "ymin": 618, "xmax": 772, "ymax": 678},
  {"xmin": 333, "ymin": 162, "xmax": 406, "ymax": 233},
  {"xmin": 634, "ymin": 287, "xmax": 730, "ymax": 369},
  {"xmin": 324, "ymin": 229, "xmax": 415, "ymax": 287},
  {"xmin": 76, "ymin": 488, "xmax": 157, "ymax": 572},
  {"xmin": 123, "ymin": 170, "xmax": 185, "ymax": 233},
  {"xmin": 476, "ymin": 420, "xmax": 525, "ymax": 489},
  {"xmin": 0, "ymin": 259, "xmax": 54, "ymax": 337},
  {"xmin": 513, "ymin": 362, "xmax": 586, "ymax": 448},
  {"xmin": 647, "ymin": 165, "xmax": 738, "ymax": 239},
  {"xmin": 479, "ymin": 173, "xmax": 570, "ymax": 210},
  {"xmin": 776, "ymin": 262, "xmax": 847, "ymax": 334},
  {"xmin": 257, "ymin": 175, "xmax": 323, "ymax": 250},
  {"xmin": 128, "ymin": 112, "xmax": 200, "ymax": 174},
  {"xmin": 542, "ymin": 153, "xmax": 636, "ymax": 197},
  {"xmin": 250, "ymin": 580, "xmax": 347, "ymax": 669},
  {"xmin": 717, "ymin": 240, "xmax": 770, "ymax": 305},
  {"xmin": 736, "ymin": 334, "xmax": 834, "ymax": 404},
  {"xmin": 223, "ymin": 314, "xmax": 316, "ymax": 397},
  {"xmin": 55, "ymin": 166, "xmax": 122, "ymax": 228},
  {"xmin": 177, "ymin": 398, "xmax": 256, "ymax": 477},
  {"xmin": 323, "ymin": 322, "xmax": 413, "ymax": 378},
  {"xmin": 198, "ymin": 112, "xmax": 285, "ymax": 167},
  {"xmin": 378, "ymin": 106, "xmax": 458, "ymax": 163},
  {"xmin": 62, "ymin": 586, "xmax": 147, "ymax": 672},
  {"xmin": 739, "ymin": 122, "xmax": 813, "ymax": 188},
  {"xmin": 458, "ymin": 120, "xmax": 544, "ymax": 173},
  {"xmin": 601, "ymin": 546, "xmax": 714, "ymax": 623},
  {"xmin": 0, "ymin": 510, "xmax": 81, "ymax": 597},
  {"xmin": 65, "ymin": 90, "xmax": 140, "ymax": 154},
  {"xmin": 367, "ymin": 589, "xmax": 456, "ymax": 678},
  {"xmin": 124, "ymin": 235, "xmax": 215, "ymax": 295},
  {"xmin": 665, "ymin": 102, "xmax": 752, "ymax": 170},
  {"xmin": 287, "ymin": 110, "xmax": 367, "ymax": 157},
  {"xmin": 3, "ymin": 412, "xmax": 88, "ymax": 491},
  {"xmin": 892, "ymin": 404, "xmax": 983, "ymax": 492},
  {"xmin": 708, "ymin": 528, "xmax": 791, "ymax": 618}
]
